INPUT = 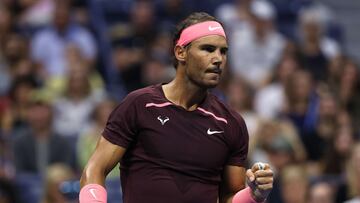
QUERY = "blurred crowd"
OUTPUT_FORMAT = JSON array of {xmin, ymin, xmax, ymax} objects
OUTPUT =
[{"xmin": 0, "ymin": 0, "xmax": 359, "ymax": 203}]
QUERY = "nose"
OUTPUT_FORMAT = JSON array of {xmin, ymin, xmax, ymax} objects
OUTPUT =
[{"xmin": 212, "ymin": 49, "xmax": 223, "ymax": 66}]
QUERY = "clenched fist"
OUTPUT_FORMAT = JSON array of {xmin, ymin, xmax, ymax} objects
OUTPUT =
[{"xmin": 246, "ymin": 162, "xmax": 274, "ymax": 202}]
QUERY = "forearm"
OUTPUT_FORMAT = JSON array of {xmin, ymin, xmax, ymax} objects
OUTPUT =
[
  {"xmin": 80, "ymin": 163, "xmax": 107, "ymax": 188},
  {"xmin": 79, "ymin": 157, "xmax": 117, "ymax": 203},
  {"xmin": 79, "ymin": 137, "xmax": 125, "ymax": 202},
  {"xmin": 80, "ymin": 137, "xmax": 125, "ymax": 188},
  {"xmin": 79, "ymin": 164, "xmax": 108, "ymax": 203}
]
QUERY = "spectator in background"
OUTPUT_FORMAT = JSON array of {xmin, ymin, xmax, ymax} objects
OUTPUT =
[
  {"xmin": 255, "ymin": 53, "xmax": 300, "ymax": 120},
  {"xmin": 282, "ymin": 70, "xmax": 318, "ymax": 150},
  {"xmin": 141, "ymin": 56, "xmax": 173, "ymax": 86},
  {"xmin": 308, "ymin": 180, "xmax": 336, "ymax": 203},
  {"xmin": 337, "ymin": 59, "xmax": 360, "ymax": 135},
  {"xmin": 303, "ymin": 91, "xmax": 338, "ymax": 165},
  {"xmin": 337, "ymin": 59, "xmax": 358, "ymax": 106},
  {"xmin": 2, "ymin": 34, "xmax": 29, "ymax": 69},
  {"xmin": 11, "ymin": 58, "xmax": 38, "ymax": 80},
  {"xmin": 0, "ymin": 4, "xmax": 14, "ymax": 97},
  {"xmin": 250, "ymin": 119, "xmax": 306, "ymax": 203},
  {"xmin": 279, "ymin": 165, "xmax": 308, "ymax": 203},
  {"xmin": 249, "ymin": 118, "xmax": 306, "ymax": 203},
  {"xmin": 147, "ymin": 31, "xmax": 173, "ymax": 68},
  {"xmin": 41, "ymin": 163, "xmax": 76, "ymax": 203},
  {"xmin": 321, "ymin": 111, "xmax": 354, "ymax": 176},
  {"xmin": 0, "ymin": 58, "xmax": 41, "ymax": 132},
  {"xmin": 0, "ymin": 5, "xmax": 14, "ymax": 55},
  {"xmin": 303, "ymin": 90, "xmax": 354, "ymax": 176},
  {"xmin": 265, "ymin": 136, "xmax": 305, "ymax": 203},
  {"xmin": 111, "ymin": 43, "xmax": 143, "ymax": 92},
  {"xmin": 156, "ymin": 0, "xmax": 193, "ymax": 30},
  {"xmin": 109, "ymin": 0, "xmax": 158, "ymax": 51},
  {"xmin": 110, "ymin": 0, "xmax": 158, "ymax": 93},
  {"xmin": 297, "ymin": 6, "xmax": 341, "ymax": 82},
  {"xmin": 0, "ymin": 33, "xmax": 30, "ymax": 94},
  {"xmin": 77, "ymin": 99, "xmax": 119, "ymax": 178},
  {"xmin": 0, "ymin": 133, "xmax": 15, "ymax": 180},
  {"xmin": 228, "ymin": 0, "xmax": 286, "ymax": 88},
  {"xmin": 17, "ymin": 0, "xmax": 55, "ymax": 31},
  {"xmin": 267, "ymin": 135, "xmax": 298, "ymax": 171},
  {"xmin": 215, "ymin": 0, "xmax": 253, "ymax": 32},
  {"xmin": 128, "ymin": 0, "xmax": 158, "ymax": 46},
  {"xmin": 44, "ymin": 44, "xmax": 105, "ymax": 100},
  {"xmin": 337, "ymin": 142, "xmax": 360, "ymax": 203},
  {"xmin": 1, "ymin": 76, "xmax": 38, "ymax": 135},
  {"xmin": 226, "ymin": 78, "xmax": 262, "ymax": 140},
  {"xmin": 53, "ymin": 62, "xmax": 105, "ymax": 139},
  {"xmin": 31, "ymin": 0, "xmax": 97, "ymax": 78},
  {"xmin": 13, "ymin": 93, "xmax": 75, "ymax": 175},
  {"xmin": 326, "ymin": 55, "xmax": 344, "ymax": 91}
]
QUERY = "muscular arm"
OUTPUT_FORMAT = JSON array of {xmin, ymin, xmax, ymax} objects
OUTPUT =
[
  {"xmin": 219, "ymin": 165, "xmax": 246, "ymax": 203},
  {"xmin": 80, "ymin": 136, "xmax": 126, "ymax": 188}
]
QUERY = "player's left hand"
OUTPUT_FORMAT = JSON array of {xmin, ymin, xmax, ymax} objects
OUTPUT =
[{"xmin": 246, "ymin": 162, "xmax": 273, "ymax": 202}]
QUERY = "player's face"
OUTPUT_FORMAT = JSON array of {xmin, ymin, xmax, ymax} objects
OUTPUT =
[{"xmin": 185, "ymin": 35, "xmax": 228, "ymax": 88}]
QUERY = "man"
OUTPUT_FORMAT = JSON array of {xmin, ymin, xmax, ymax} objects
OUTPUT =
[
  {"xmin": 80, "ymin": 12, "xmax": 273, "ymax": 203},
  {"xmin": 13, "ymin": 93, "xmax": 76, "ymax": 175},
  {"xmin": 228, "ymin": 0, "xmax": 285, "ymax": 89},
  {"xmin": 31, "ymin": 0, "xmax": 97, "ymax": 77}
]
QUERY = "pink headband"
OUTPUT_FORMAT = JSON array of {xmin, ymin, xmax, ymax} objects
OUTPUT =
[{"xmin": 176, "ymin": 21, "xmax": 226, "ymax": 46}]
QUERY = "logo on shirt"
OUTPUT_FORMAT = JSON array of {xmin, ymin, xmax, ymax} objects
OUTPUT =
[
  {"xmin": 208, "ymin": 26, "xmax": 222, "ymax": 31},
  {"xmin": 157, "ymin": 116, "xmax": 169, "ymax": 125},
  {"xmin": 207, "ymin": 128, "xmax": 224, "ymax": 135}
]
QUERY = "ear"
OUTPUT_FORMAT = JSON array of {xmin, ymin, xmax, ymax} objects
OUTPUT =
[{"xmin": 174, "ymin": 45, "xmax": 187, "ymax": 63}]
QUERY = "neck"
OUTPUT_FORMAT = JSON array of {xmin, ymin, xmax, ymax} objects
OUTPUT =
[{"xmin": 162, "ymin": 75, "xmax": 208, "ymax": 111}]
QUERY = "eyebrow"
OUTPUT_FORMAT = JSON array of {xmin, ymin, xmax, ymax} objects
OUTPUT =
[
  {"xmin": 221, "ymin": 46, "xmax": 229, "ymax": 52},
  {"xmin": 199, "ymin": 44, "xmax": 228, "ymax": 50}
]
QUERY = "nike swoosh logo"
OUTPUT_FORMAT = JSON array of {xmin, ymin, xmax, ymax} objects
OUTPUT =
[
  {"xmin": 208, "ymin": 26, "xmax": 222, "ymax": 31},
  {"xmin": 89, "ymin": 188, "xmax": 98, "ymax": 200},
  {"xmin": 207, "ymin": 128, "xmax": 224, "ymax": 135}
]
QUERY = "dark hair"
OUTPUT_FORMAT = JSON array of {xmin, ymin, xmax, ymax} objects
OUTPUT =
[
  {"xmin": 9, "ymin": 76, "xmax": 38, "ymax": 101},
  {"xmin": 172, "ymin": 12, "xmax": 221, "ymax": 69}
]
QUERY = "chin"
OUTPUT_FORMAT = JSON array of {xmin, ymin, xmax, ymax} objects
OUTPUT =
[
  {"xmin": 203, "ymin": 80, "xmax": 220, "ymax": 89},
  {"xmin": 190, "ymin": 76, "xmax": 220, "ymax": 89}
]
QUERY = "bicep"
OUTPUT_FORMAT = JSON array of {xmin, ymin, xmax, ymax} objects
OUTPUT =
[
  {"xmin": 219, "ymin": 165, "xmax": 246, "ymax": 203},
  {"xmin": 80, "ymin": 136, "xmax": 126, "ymax": 187},
  {"xmin": 92, "ymin": 136, "xmax": 125, "ymax": 173}
]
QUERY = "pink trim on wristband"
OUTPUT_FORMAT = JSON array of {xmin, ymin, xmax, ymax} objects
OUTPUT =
[
  {"xmin": 79, "ymin": 184, "xmax": 107, "ymax": 203},
  {"xmin": 176, "ymin": 21, "xmax": 226, "ymax": 46},
  {"xmin": 232, "ymin": 187, "xmax": 261, "ymax": 203}
]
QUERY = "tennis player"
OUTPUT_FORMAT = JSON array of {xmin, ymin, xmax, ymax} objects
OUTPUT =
[{"xmin": 79, "ymin": 12, "xmax": 273, "ymax": 203}]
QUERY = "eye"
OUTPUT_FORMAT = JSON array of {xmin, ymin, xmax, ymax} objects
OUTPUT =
[
  {"xmin": 220, "ymin": 48, "xmax": 228, "ymax": 55},
  {"xmin": 201, "ymin": 45, "xmax": 216, "ymax": 53}
]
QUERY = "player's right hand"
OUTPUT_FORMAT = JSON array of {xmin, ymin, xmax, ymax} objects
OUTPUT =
[{"xmin": 246, "ymin": 162, "xmax": 273, "ymax": 202}]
